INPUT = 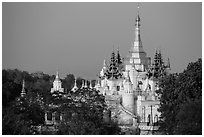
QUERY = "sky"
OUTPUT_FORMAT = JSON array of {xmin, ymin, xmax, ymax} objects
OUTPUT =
[{"xmin": 2, "ymin": 2, "xmax": 202, "ymax": 79}]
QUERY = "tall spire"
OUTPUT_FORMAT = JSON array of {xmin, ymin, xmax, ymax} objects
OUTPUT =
[
  {"xmin": 21, "ymin": 80, "xmax": 26, "ymax": 97},
  {"xmin": 135, "ymin": 4, "xmax": 141, "ymax": 46},
  {"xmin": 125, "ymin": 70, "xmax": 131, "ymax": 83},
  {"xmin": 103, "ymin": 60, "xmax": 107, "ymax": 69},
  {"xmin": 72, "ymin": 79, "xmax": 78, "ymax": 92},
  {"xmin": 55, "ymin": 71, "xmax": 60, "ymax": 81},
  {"xmin": 81, "ymin": 80, "xmax": 84, "ymax": 89},
  {"xmin": 116, "ymin": 46, "xmax": 122, "ymax": 66}
]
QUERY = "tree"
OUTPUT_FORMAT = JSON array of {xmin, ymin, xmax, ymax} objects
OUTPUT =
[
  {"xmin": 57, "ymin": 88, "xmax": 121, "ymax": 135},
  {"xmin": 62, "ymin": 74, "xmax": 75, "ymax": 92},
  {"xmin": 157, "ymin": 58, "xmax": 202, "ymax": 135},
  {"xmin": 2, "ymin": 69, "xmax": 23, "ymax": 107},
  {"xmin": 2, "ymin": 94, "xmax": 45, "ymax": 135},
  {"xmin": 2, "ymin": 106, "xmax": 31, "ymax": 135},
  {"xmin": 2, "ymin": 69, "xmax": 46, "ymax": 135},
  {"xmin": 175, "ymin": 98, "xmax": 202, "ymax": 134},
  {"xmin": 157, "ymin": 74, "xmax": 179, "ymax": 134}
]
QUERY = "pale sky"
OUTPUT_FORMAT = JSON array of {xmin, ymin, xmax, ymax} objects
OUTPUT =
[{"xmin": 2, "ymin": 2, "xmax": 202, "ymax": 79}]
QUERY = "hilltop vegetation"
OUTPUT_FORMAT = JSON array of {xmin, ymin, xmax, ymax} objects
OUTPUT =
[
  {"xmin": 2, "ymin": 69, "xmax": 120, "ymax": 135},
  {"xmin": 157, "ymin": 58, "xmax": 202, "ymax": 135}
]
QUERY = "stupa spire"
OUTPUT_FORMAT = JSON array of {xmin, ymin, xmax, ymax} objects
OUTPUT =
[
  {"xmin": 21, "ymin": 79, "xmax": 26, "ymax": 97},
  {"xmin": 84, "ymin": 80, "xmax": 88, "ymax": 88},
  {"xmin": 72, "ymin": 78, "xmax": 78, "ymax": 92},
  {"xmin": 55, "ymin": 71, "xmax": 60, "ymax": 81},
  {"xmin": 89, "ymin": 80, "xmax": 93, "ymax": 89},
  {"xmin": 103, "ymin": 60, "xmax": 107, "ymax": 69},
  {"xmin": 81, "ymin": 80, "xmax": 84, "ymax": 89},
  {"xmin": 126, "ymin": 70, "xmax": 131, "ymax": 83},
  {"xmin": 135, "ymin": 4, "xmax": 141, "ymax": 46}
]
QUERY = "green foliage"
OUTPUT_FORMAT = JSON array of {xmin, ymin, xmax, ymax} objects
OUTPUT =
[{"xmin": 157, "ymin": 58, "xmax": 202, "ymax": 135}]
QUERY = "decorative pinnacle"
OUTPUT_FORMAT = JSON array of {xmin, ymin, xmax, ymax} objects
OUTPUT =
[
  {"xmin": 74, "ymin": 79, "xmax": 77, "ymax": 87},
  {"xmin": 103, "ymin": 60, "xmax": 106, "ymax": 68},
  {"xmin": 21, "ymin": 79, "xmax": 26, "ymax": 97},
  {"xmin": 22, "ymin": 79, "xmax": 25, "ymax": 90},
  {"xmin": 55, "ymin": 71, "xmax": 59, "ymax": 80},
  {"xmin": 90, "ymin": 80, "xmax": 93, "ymax": 89},
  {"xmin": 81, "ymin": 80, "xmax": 84, "ymax": 89},
  {"xmin": 84, "ymin": 80, "xmax": 88, "ymax": 88},
  {"xmin": 136, "ymin": 3, "xmax": 140, "ymax": 22},
  {"xmin": 72, "ymin": 78, "xmax": 78, "ymax": 92},
  {"xmin": 126, "ymin": 70, "xmax": 131, "ymax": 83}
]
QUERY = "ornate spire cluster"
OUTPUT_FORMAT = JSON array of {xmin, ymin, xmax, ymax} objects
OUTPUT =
[
  {"xmin": 151, "ymin": 50, "xmax": 171, "ymax": 78},
  {"xmin": 104, "ymin": 48, "xmax": 123, "ymax": 79},
  {"xmin": 72, "ymin": 78, "xmax": 97, "ymax": 92},
  {"xmin": 78, "ymin": 79, "xmax": 95, "ymax": 90}
]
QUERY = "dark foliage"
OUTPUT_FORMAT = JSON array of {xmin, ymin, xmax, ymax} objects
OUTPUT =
[
  {"xmin": 2, "ymin": 69, "xmax": 52, "ymax": 134},
  {"xmin": 57, "ymin": 88, "xmax": 121, "ymax": 135},
  {"xmin": 157, "ymin": 58, "xmax": 202, "ymax": 135},
  {"xmin": 2, "ymin": 69, "xmax": 121, "ymax": 135},
  {"xmin": 2, "ymin": 94, "xmax": 44, "ymax": 135}
]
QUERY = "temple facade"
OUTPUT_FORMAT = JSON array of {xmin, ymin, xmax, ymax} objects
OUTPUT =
[
  {"xmin": 42, "ymin": 8, "xmax": 171, "ymax": 134},
  {"xmin": 50, "ymin": 71, "xmax": 64, "ymax": 94},
  {"xmin": 45, "ymin": 72, "xmax": 64, "ymax": 127},
  {"xmin": 96, "ymin": 11, "xmax": 170, "ymax": 132}
]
